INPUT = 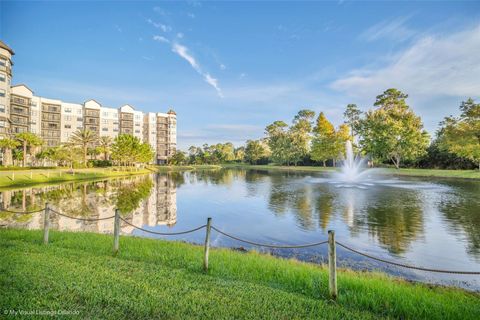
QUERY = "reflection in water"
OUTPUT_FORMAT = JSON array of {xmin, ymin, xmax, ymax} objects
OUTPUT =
[
  {"xmin": 0, "ymin": 174, "xmax": 177, "ymax": 235},
  {"xmin": 1, "ymin": 168, "xmax": 480, "ymax": 289}
]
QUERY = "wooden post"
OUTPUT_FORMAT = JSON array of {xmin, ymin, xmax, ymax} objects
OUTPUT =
[
  {"xmin": 43, "ymin": 203, "xmax": 50, "ymax": 245},
  {"xmin": 203, "ymin": 217, "xmax": 212, "ymax": 272},
  {"xmin": 328, "ymin": 230, "xmax": 337, "ymax": 300},
  {"xmin": 113, "ymin": 209, "xmax": 120, "ymax": 255}
]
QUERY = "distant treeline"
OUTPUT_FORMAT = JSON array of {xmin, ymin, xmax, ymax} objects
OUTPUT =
[{"xmin": 169, "ymin": 88, "xmax": 479, "ymax": 170}]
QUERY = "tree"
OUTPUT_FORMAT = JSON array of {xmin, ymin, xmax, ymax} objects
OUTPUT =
[
  {"xmin": 333, "ymin": 124, "xmax": 351, "ymax": 164},
  {"xmin": 98, "ymin": 136, "xmax": 112, "ymax": 160},
  {"xmin": 15, "ymin": 132, "xmax": 43, "ymax": 167},
  {"xmin": 289, "ymin": 109, "xmax": 315, "ymax": 165},
  {"xmin": 0, "ymin": 138, "xmax": 20, "ymax": 166},
  {"xmin": 68, "ymin": 129, "xmax": 98, "ymax": 165},
  {"xmin": 52, "ymin": 145, "xmax": 82, "ymax": 169},
  {"xmin": 311, "ymin": 112, "xmax": 337, "ymax": 166},
  {"xmin": 234, "ymin": 146, "xmax": 245, "ymax": 162},
  {"xmin": 343, "ymin": 104, "xmax": 362, "ymax": 139},
  {"xmin": 440, "ymin": 98, "xmax": 480, "ymax": 169},
  {"xmin": 265, "ymin": 121, "xmax": 291, "ymax": 165},
  {"xmin": 359, "ymin": 89, "xmax": 429, "ymax": 168},
  {"xmin": 168, "ymin": 150, "xmax": 187, "ymax": 165},
  {"xmin": 111, "ymin": 134, "xmax": 153, "ymax": 166},
  {"xmin": 244, "ymin": 140, "xmax": 268, "ymax": 164}
]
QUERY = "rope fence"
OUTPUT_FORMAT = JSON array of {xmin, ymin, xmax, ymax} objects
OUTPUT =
[
  {"xmin": 2, "ymin": 205, "xmax": 480, "ymax": 299},
  {"xmin": 211, "ymin": 226, "xmax": 328, "ymax": 249}
]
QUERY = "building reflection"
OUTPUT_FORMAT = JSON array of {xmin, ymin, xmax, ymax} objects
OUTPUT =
[{"xmin": 0, "ymin": 174, "xmax": 177, "ymax": 235}]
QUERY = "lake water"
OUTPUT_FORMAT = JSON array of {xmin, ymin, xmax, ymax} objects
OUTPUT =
[{"xmin": 1, "ymin": 168, "xmax": 479, "ymax": 290}]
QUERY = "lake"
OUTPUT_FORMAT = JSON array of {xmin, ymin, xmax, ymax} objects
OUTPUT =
[{"xmin": 1, "ymin": 168, "xmax": 479, "ymax": 290}]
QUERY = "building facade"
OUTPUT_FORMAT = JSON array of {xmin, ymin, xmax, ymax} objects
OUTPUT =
[{"xmin": 0, "ymin": 40, "xmax": 176, "ymax": 164}]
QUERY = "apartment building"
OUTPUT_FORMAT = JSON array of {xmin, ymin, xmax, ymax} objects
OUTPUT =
[{"xmin": 0, "ymin": 40, "xmax": 176, "ymax": 164}]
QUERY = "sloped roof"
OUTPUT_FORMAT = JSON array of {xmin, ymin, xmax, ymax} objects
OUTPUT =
[{"xmin": 0, "ymin": 40, "xmax": 14, "ymax": 55}]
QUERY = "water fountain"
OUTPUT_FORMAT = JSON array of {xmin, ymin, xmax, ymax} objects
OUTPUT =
[{"xmin": 332, "ymin": 140, "xmax": 371, "ymax": 185}]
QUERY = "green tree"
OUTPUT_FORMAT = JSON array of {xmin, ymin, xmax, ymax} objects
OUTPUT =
[
  {"xmin": 234, "ymin": 146, "xmax": 245, "ymax": 162},
  {"xmin": 15, "ymin": 132, "xmax": 43, "ymax": 167},
  {"xmin": 168, "ymin": 150, "xmax": 187, "ymax": 165},
  {"xmin": 98, "ymin": 136, "xmax": 112, "ymax": 160},
  {"xmin": 0, "ymin": 138, "xmax": 20, "ymax": 166},
  {"xmin": 265, "ymin": 121, "xmax": 291, "ymax": 165},
  {"xmin": 360, "ymin": 89, "xmax": 429, "ymax": 168},
  {"xmin": 440, "ymin": 98, "xmax": 480, "ymax": 169},
  {"xmin": 244, "ymin": 140, "xmax": 268, "ymax": 164},
  {"xmin": 311, "ymin": 112, "xmax": 337, "ymax": 166},
  {"xmin": 333, "ymin": 124, "xmax": 351, "ymax": 164},
  {"xmin": 68, "ymin": 129, "xmax": 98, "ymax": 165},
  {"xmin": 343, "ymin": 104, "xmax": 362, "ymax": 139},
  {"xmin": 111, "ymin": 134, "xmax": 153, "ymax": 166},
  {"xmin": 289, "ymin": 109, "xmax": 315, "ymax": 165}
]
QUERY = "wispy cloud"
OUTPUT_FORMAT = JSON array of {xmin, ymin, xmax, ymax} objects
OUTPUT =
[
  {"xmin": 153, "ymin": 35, "xmax": 170, "ymax": 43},
  {"xmin": 147, "ymin": 18, "xmax": 171, "ymax": 32},
  {"xmin": 333, "ymin": 24, "xmax": 480, "ymax": 98},
  {"xmin": 359, "ymin": 16, "xmax": 416, "ymax": 43},
  {"xmin": 220, "ymin": 64, "xmax": 226, "ymax": 70},
  {"xmin": 171, "ymin": 43, "xmax": 223, "ymax": 97}
]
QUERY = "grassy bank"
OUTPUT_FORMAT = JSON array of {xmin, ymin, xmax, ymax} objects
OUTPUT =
[
  {"xmin": 0, "ymin": 167, "xmax": 151, "ymax": 189},
  {"xmin": 223, "ymin": 164, "xmax": 480, "ymax": 179},
  {"xmin": 1, "ymin": 229, "xmax": 478, "ymax": 319},
  {"xmin": 154, "ymin": 164, "xmax": 222, "ymax": 172}
]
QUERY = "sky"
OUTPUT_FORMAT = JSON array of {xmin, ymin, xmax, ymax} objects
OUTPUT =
[{"xmin": 1, "ymin": 1, "xmax": 479, "ymax": 150}]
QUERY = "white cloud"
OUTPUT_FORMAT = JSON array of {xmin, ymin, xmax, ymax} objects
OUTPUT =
[
  {"xmin": 177, "ymin": 32, "xmax": 184, "ymax": 39},
  {"xmin": 359, "ymin": 16, "xmax": 416, "ymax": 43},
  {"xmin": 153, "ymin": 35, "xmax": 170, "ymax": 43},
  {"xmin": 220, "ymin": 64, "xmax": 226, "ymax": 70},
  {"xmin": 171, "ymin": 43, "xmax": 223, "ymax": 97},
  {"xmin": 332, "ymin": 25, "xmax": 480, "ymax": 99},
  {"xmin": 147, "ymin": 19, "xmax": 171, "ymax": 32}
]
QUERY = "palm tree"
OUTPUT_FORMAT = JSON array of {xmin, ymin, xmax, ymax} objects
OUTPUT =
[
  {"xmin": 68, "ymin": 129, "xmax": 98, "ymax": 165},
  {"xmin": 15, "ymin": 132, "xmax": 43, "ymax": 167},
  {"xmin": 0, "ymin": 138, "xmax": 20, "ymax": 166},
  {"xmin": 98, "ymin": 136, "xmax": 112, "ymax": 160}
]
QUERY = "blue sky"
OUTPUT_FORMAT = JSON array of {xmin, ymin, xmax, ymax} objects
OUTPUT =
[{"xmin": 2, "ymin": 1, "xmax": 479, "ymax": 150}]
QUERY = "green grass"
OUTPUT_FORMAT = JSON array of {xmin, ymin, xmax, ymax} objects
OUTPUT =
[
  {"xmin": 1, "ymin": 229, "xmax": 478, "ymax": 319},
  {"xmin": 223, "ymin": 164, "xmax": 480, "ymax": 179},
  {"xmin": 0, "ymin": 167, "xmax": 152, "ymax": 189}
]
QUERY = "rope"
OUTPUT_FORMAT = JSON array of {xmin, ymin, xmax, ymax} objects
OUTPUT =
[
  {"xmin": 335, "ymin": 241, "xmax": 480, "ymax": 275},
  {"xmin": 120, "ymin": 217, "xmax": 206, "ymax": 235},
  {"xmin": 49, "ymin": 209, "xmax": 116, "ymax": 222},
  {"xmin": 211, "ymin": 226, "xmax": 328, "ymax": 249},
  {"xmin": 0, "ymin": 208, "xmax": 45, "ymax": 214}
]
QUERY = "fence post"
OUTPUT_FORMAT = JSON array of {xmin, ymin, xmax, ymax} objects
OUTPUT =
[
  {"xmin": 43, "ymin": 203, "xmax": 50, "ymax": 245},
  {"xmin": 113, "ymin": 209, "xmax": 120, "ymax": 255},
  {"xmin": 203, "ymin": 217, "xmax": 212, "ymax": 272},
  {"xmin": 328, "ymin": 230, "xmax": 337, "ymax": 300}
]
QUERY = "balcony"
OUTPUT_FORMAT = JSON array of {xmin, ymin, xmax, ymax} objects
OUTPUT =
[
  {"xmin": 11, "ymin": 107, "xmax": 28, "ymax": 116},
  {"xmin": 11, "ymin": 97, "xmax": 28, "ymax": 106},
  {"xmin": 42, "ymin": 105, "xmax": 61, "ymax": 113}
]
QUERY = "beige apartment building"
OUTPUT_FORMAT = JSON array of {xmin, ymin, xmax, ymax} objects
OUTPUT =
[{"xmin": 0, "ymin": 40, "xmax": 176, "ymax": 164}]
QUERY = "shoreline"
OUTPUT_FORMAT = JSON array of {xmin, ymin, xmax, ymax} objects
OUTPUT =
[
  {"xmin": 1, "ymin": 229, "xmax": 478, "ymax": 319},
  {"xmin": 222, "ymin": 164, "xmax": 480, "ymax": 180}
]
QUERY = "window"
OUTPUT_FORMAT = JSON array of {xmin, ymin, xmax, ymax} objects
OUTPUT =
[
  {"xmin": 113, "ymin": 128, "xmax": 119, "ymax": 132},
  {"xmin": 103, "ymin": 112, "xmax": 108, "ymax": 117},
  {"xmin": 0, "ymin": 89, "xmax": 5, "ymax": 97},
  {"xmin": 64, "ymin": 115, "xmax": 72, "ymax": 121},
  {"xmin": 31, "ymin": 110, "xmax": 37, "ymax": 117},
  {"xmin": 102, "ymin": 127, "xmax": 108, "ymax": 131},
  {"xmin": 135, "ymin": 130, "xmax": 140, "ymax": 133},
  {"xmin": 0, "ymin": 58, "xmax": 6, "ymax": 66},
  {"xmin": 77, "ymin": 117, "xmax": 83, "ymax": 121},
  {"xmin": 64, "ymin": 124, "xmax": 71, "ymax": 129},
  {"xmin": 64, "ymin": 107, "xmax": 72, "ymax": 113},
  {"xmin": 0, "ymin": 72, "xmax": 5, "ymax": 82},
  {"xmin": 102, "ymin": 119, "xmax": 108, "ymax": 124},
  {"xmin": 0, "ymin": 120, "xmax": 5, "ymax": 127},
  {"xmin": 113, "ymin": 113, "xmax": 118, "ymax": 118},
  {"xmin": 0, "ymin": 104, "xmax": 4, "ymax": 113}
]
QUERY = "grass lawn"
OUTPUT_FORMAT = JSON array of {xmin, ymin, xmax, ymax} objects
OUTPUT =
[
  {"xmin": 0, "ymin": 167, "xmax": 151, "ymax": 189},
  {"xmin": 223, "ymin": 164, "xmax": 480, "ymax": 179},
  {"xmin": 1, "ymin": 229, "xmax": 478, "ymax": 319}
]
